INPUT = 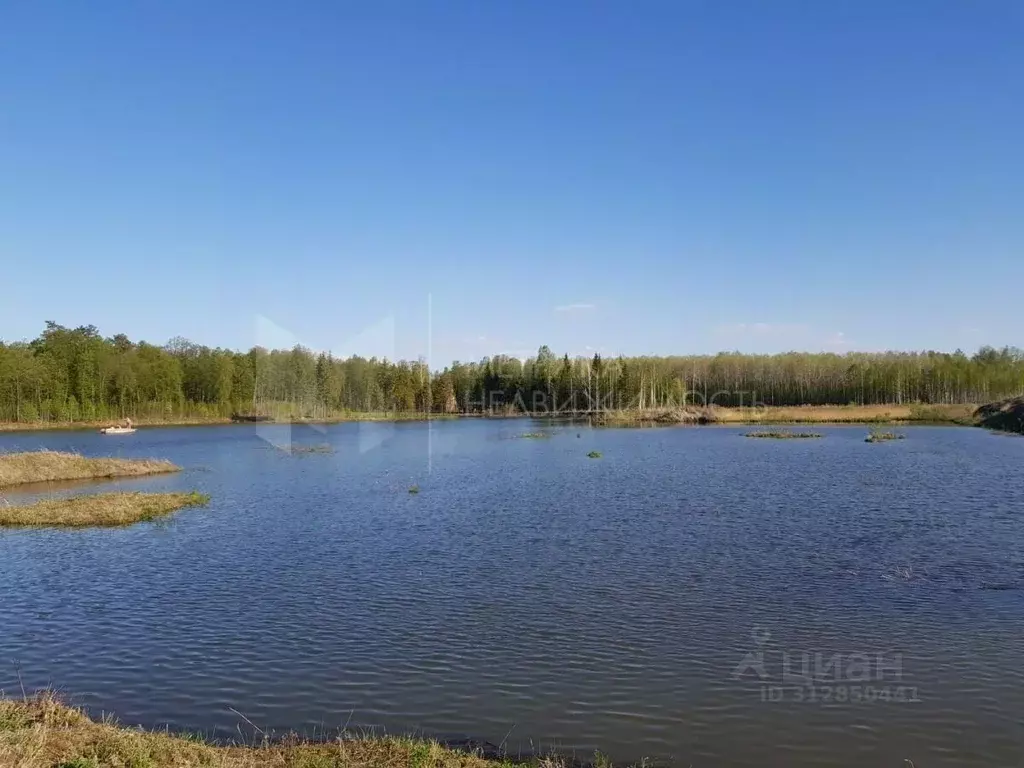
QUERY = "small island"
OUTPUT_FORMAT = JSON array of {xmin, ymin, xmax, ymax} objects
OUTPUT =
[
  {"xmin": 0, "ymin": 491, "xmax": 210, "ymax": 528},
  {"xmin": 745, "ymin": 430, "xmax": 823, "ymax": 439},
  {"xmin": 865, "ymin": 427, "xmax": 906, "ymax": 443},
  {"xmin": 0, "ymin": 450, "xmax": 179, "ymax": 488}
]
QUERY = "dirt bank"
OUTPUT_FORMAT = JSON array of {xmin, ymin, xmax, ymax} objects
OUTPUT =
[{"xmin": 975, "ymin": 397, "xmax": 1024, "ymax": 433}]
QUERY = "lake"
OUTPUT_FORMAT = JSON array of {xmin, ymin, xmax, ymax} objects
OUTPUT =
[{"xmin": 1, "ymin": 421, "xmax": 1022, "ymax": 766}]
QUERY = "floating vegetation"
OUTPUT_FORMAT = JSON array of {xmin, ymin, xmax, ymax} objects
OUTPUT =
[
  {"xmin": 865, "ymin": 427, "xmax": 906, "ymax": 443},
  {"xmin": 258, "ymin": 442, "xmax": 335, "ymax": 454},
  {"xmin": 290, "ymin": 443, "xmax": 334, "ymax": 454},
  {"xmin": 744, "ymin": 430, "xmax": 822, "ymax": 439},
  {"xmin": 517, "ymin": 432, "xmax": 551, "ymax": 439},
  {"xmin": 882, "ymin": 565, "xmax": 924, "ymax": 583},
  {"xmin": 587, "ymin": 451, "xmax": 602, "ymax": 459},
  {"xmin": 408, "ymin": 485, "xmax": 420, "ymax": 494}
]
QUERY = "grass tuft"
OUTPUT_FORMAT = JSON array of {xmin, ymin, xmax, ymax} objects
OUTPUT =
[
  {"xmin": 0, "ymin": 450, "xmax": 179, "ymax": 488},
  {"xmin": 408, "ymin": 485, "xmax": 420, "ymax": 494},
  {"xmin": 586, "ymin": 451, "xmax": 602, "ymax": 459},
  {"xmin": 0, "ymin": 491, "xmax": 210, "ymax": 528},
  {"xmin": 865, "ymin": 427, "xmax": 906, "ymax": 443}
]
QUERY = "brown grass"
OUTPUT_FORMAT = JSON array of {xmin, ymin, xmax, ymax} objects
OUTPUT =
[
  {"xmin": 713, "ymin": 404, "xmax": 975, "ymax": 424},
  {"xmin": 0, "ymin": 693, "xmax": 554, "ymax": 768},
  {"xmin": 0, "ymin": 451, "xmax": 179, "ymax": 488},
  {"xmin": 596, "ymin": 403, "xmax": 976, "ymax": 427},
  {"xmin": 0, "ymin": 491, "xmax": 210, "ymax": 528}
]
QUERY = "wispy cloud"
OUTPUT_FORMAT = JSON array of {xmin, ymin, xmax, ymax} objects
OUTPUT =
[
  {"xmin": 824, "ymin": 331, "xmax": 853, "ymax": 350},
  {"xmin": 714, "ymin": 322, "xmax": 860, "ymax": 352},
  {"xmin": 714, "ymin": 322, "xmax": 810, "ymax": 338},
  {"xmin": 554, "ymin": 302, "xmax": 596, "ymax": 313}
]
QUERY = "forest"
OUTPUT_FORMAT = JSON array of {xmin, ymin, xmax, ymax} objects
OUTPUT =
[{"xmin": 0, "ymin": 322, "xmax": 1022, "ymax": 423}]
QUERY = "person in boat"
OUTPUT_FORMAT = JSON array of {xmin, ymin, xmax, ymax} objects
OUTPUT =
[{"xmin": 121, "ymin": 417, "xmax": 133, "ymax": 429}]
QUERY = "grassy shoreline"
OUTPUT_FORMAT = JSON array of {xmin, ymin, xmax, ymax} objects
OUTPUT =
[
  {"xmin": 592, "ymin": 403, "xmax": 977, "ymax": 426},
  {"xmin": 0, "ymin": 413, "xmax": 461, "ymax": 433},
  {"xmin": 0, "ymin": 451, "xmax": 180, "ymax": 488},
  {"xmin": 0, "ymin": 693, "xmax": 548, "ymax": 768},
  {"xmin": 0, "ymin": 491, "xmax": 209, "ymax": 528},
  {"xmin": 0, "ymin": 403, "xmax": 981, "ymax": 433}
]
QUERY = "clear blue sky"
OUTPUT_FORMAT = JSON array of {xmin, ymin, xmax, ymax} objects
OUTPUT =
[{"xmin": 2, "ymin": 0, "xmax": 1021, "ymax": 365}]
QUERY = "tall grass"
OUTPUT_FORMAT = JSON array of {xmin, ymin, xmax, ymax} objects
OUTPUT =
[
  {"xmin": 0, "ymin": 692, "xmax": 567, "ymax": 768},
  {"xmin": 0, "ymin": 491, "xmax": 209, "ymax": 528},
  {"xmin": 595, "ymin": 403, "xmax": 975, "ymax": 428},
  {"xmin": 0, "ymin": 450, "xmax": 179, "ymax": 488}
]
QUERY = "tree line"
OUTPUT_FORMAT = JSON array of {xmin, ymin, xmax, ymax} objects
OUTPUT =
[{"xmin": 0, "ymin": 322, "xmax": 1022, "ymax": 423}]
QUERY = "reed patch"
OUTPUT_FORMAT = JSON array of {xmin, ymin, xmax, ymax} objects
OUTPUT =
[
  {"xmin": 0, "ymin": 491, "xmax": 210, "ymax": 528},
  {"xmin": 0, "ymin": 450, "xmax": 179, "ymax": 488}
]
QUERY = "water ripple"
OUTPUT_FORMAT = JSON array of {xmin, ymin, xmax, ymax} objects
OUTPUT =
[{"xmin": 1, "ymin": 423, "xmax": 1022, "ymax": 766}]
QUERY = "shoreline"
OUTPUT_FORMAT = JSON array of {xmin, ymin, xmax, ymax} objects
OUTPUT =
[
  {"xmin": 0, "ymin": 413, "xmax": 461, "ymax": 434},
  {"xmin": 587, "ymin": 403, "xmax": 977, "ymax": 427},
  {"xmin": 0, "ymin": 692, "xmax": 583, "ymax": 768},
  {"xmin": 0, "ymin": 403, "xmax": 983, "ymax": 433}
]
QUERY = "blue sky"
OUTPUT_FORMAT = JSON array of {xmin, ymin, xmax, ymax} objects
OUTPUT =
[{"xmin": 1, "ymin": 0, "xmax": 1021, "ymax": 365}]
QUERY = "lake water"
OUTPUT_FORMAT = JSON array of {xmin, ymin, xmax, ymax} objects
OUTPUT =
[{"xmin": 1, "ymin": 421, "xmax": 1022, "ymax": 766}]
